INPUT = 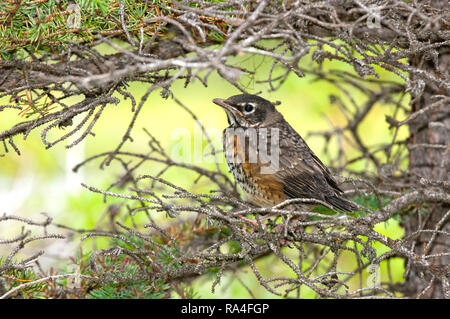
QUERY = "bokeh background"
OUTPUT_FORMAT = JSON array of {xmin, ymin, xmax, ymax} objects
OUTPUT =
[{"xmin": 0, "ymin": 45, "xmax": 406, "ymax": 298}]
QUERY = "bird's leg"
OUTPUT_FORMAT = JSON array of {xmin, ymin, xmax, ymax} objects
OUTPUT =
[
  {"xmin": 238, "ymin": 213, "xmax": 278, "ymax": 232},
  {"xmin": 271, "ymin": 217, "xmax": 292, "ymax": 246},
  {"xmin": 238, "ymin": 215, "xmax": 255, "ymax": 233},
  {"xmin": 271, "ymin": 206, "xmax": 304, "ymax": 246}
]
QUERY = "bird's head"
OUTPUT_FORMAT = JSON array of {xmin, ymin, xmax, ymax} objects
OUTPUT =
[{"xmin": 213, "ymin": 94, "xmax": 282, "ymax": 127}]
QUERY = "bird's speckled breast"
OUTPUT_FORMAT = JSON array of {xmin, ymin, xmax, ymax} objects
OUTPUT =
[{"xmin": 223, "ymin": 126, "xmax": 286, "ymax": 207}]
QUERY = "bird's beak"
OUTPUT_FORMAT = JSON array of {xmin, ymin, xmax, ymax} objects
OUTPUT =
[{"xmin": 212, "ymin": 98, "xmax": 243, "ymax": 117}]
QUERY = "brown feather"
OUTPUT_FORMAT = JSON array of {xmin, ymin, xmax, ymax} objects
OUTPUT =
[{"xmin": 216, "ymin": 94, "xmax": 357, "ymax": 212}]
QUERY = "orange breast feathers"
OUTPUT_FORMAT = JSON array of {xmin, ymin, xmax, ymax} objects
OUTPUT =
[{"xmin": 224, "ymin": 130, "xmax": 286, "ymax": 206}]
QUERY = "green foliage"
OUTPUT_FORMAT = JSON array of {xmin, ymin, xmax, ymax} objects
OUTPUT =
[
  {"xmin": 227, "ymin": 239, "xmax": 242, "ymax": 254},
  {"xmin": 87, "ymin": 264, "xmax": 171, "ymax": 299},
  {"xmin": 74, "ymin": 245, "xmax": 164, "ymax": 298},
  {"xmin": 312, "ymin": 193, "xmax": 392, "ymax": 218},
  {"xmin": 174, "ymin": 283, "xmax": 199, "ymax": 299},
  {"xmin": 0, "ymin": 257, "xmax": 48, "ymax": 299},
  {"xmin": 79, "ymin": 227, "xmax": 208, "ymax": 298},
  {"xmin": 353, "ymin": 194, "xmax": 392, "ymax": 212},
  {"xmin": 110, "ymin": 233, "xmax": 146, "ymax": 250},
  {"xmin": 0, "ymin": 0, "xmax": 227, "ymax": 60}
]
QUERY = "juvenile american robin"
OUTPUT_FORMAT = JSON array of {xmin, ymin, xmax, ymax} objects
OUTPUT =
[{"xmin": 213, "ymin": 94, "xmax": 357, "ymax": 213}]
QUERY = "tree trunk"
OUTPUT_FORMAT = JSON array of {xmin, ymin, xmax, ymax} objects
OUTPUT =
[{"xmin": 405, "ymin": 33, "xmax": 449, "ymax": 298}]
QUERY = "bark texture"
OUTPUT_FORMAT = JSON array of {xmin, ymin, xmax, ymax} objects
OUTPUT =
[{"xmin": 407, "ymin": 16, "xmax": 449, "ymax": 297}]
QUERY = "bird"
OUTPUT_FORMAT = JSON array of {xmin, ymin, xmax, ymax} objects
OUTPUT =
[{"xmin": 212, "ymin": 94, "xmax": 357, "ymax": 214}]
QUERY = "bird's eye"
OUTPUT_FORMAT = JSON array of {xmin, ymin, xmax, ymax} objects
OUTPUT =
[{"xmin": 244, "ymin": 104, "xmax": 254, "ymax": 113}]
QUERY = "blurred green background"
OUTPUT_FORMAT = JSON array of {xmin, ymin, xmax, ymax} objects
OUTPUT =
[{"xmin": 0, "ymin": 46, "xmax": 407, "ymax": 298}]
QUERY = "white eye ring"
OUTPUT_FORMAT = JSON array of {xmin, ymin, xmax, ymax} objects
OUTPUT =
[{"xmin": 243, "ymin": 103, "xmax": 255, "ymax": 114}]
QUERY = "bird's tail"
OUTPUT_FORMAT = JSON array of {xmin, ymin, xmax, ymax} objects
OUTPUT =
[{"xmin": 326, "ymin": 195, "xmax": 358, "ymax": 212}]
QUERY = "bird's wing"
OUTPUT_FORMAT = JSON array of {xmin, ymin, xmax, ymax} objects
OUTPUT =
[{"xmin": 272, "ymin": 125, "xmax": 355, "ymax": 211}]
